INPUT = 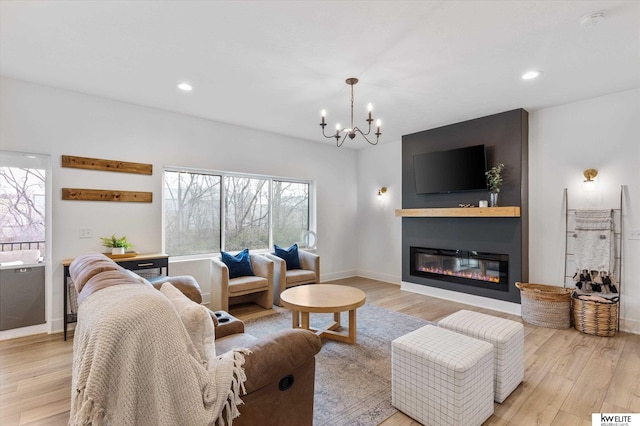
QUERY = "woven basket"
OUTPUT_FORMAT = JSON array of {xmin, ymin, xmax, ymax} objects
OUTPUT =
[
  {"xmin": 572, "ymin": 293, "xmax": 619, "ymax": 337},
  {"xmin": 516, "ymin": 282, "xmax": 572, "ymax": 329}
]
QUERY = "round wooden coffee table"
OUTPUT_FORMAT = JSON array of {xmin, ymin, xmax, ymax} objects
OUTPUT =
[{"xmin": 280, "ymin": 284, "xmax": 366, "ymax": 344}]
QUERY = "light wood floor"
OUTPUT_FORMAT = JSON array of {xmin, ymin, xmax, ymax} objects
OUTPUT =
[{"xmin": 1, "ymin": 277, "xmax": 638, "ymax": 425}]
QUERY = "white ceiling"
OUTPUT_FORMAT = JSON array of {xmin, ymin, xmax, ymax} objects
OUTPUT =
[{"xmin": 1, "ymin": 1, "xmax": 639, "ymax": 148}]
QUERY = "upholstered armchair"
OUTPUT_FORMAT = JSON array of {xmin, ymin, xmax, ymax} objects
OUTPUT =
[
  {"xmin": 266, "ymin": 249, "xmax": 320, "ymax": 306},
  {"xmin": 211, "ymin": 253, "xmax": 274, "ymax": 311}
]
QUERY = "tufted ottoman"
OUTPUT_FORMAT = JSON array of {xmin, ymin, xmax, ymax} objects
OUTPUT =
[
  {"xmin": 438, "ymin": 310, "xmax": 524, "ymax": 403},
  {"xmin": 391, "ymin": 325, "xmax": 494, "ymax": 426}
]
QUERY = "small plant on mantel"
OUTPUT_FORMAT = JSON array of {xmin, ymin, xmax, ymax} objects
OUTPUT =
[
  {"xmin": 100, "ymin": 234, "xmax": 133, "ymax": 255},
  {"xmin": 485, "ymin": 163, "xmax": 505, "ymax": 194}
]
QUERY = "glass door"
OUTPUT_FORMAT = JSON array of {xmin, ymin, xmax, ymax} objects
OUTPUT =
[{"xmin": 0, "ymin": 150, "xmax": 51, "ymax": 335}]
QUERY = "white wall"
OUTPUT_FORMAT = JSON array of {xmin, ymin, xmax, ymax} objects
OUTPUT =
[
  {"xmin": 356, "ymin": 139, "xmax": 402, "ymax": 283},
  {"xmin": 3, "ymin": 75, "xmax": 638, "ymax": 336},
  {"xmin": 529, "ymin": 88, "xmax": 640, "ymax": 333},
  {"xmin": 356, "ymin": 88, "xmax": 640, "ymax": 333},
  {"xmin": 0, "ymin": 76, "xmax": 359, "ymax": 334}
]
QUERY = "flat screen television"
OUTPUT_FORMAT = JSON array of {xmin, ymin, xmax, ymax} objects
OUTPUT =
[{"xmin": 413, "ymin": 144, "xmax": 488, "ymax": 194}]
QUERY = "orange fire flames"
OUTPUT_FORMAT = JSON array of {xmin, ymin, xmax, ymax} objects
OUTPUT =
[{"xmin": 417, "ymin": 266, "xmax": 500, "ymax": 283}]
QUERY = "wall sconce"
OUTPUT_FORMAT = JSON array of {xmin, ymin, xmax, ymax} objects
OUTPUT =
[
  {"xmin": 583, "ymin": 168, "xmax": 598, "ymax": 191},
  {"xmin": 377, "ymin": 187, "xmax": 387, "ymax": 197}
]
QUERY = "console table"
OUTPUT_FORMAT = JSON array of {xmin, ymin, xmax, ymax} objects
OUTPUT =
[{"xmin": 62, "ymin": 253, "xmax": 169, "ymax": 340}]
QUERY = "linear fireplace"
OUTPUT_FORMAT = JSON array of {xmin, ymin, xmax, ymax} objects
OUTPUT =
[
  {"xmin": 401, "ymin": 109, "xmax": 528, "ymax": 304},
  {"xmin": 410, "ymin": 247, "xmax": 509, "ymax": 292}
]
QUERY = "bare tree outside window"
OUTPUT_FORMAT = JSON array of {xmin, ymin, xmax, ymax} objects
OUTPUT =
[
  {"xmin": 272, "ymin": 181, "xmax": 309, "ymax": 247},
  {"xmin": 163, "ymin": 169, "xmax": 311, "ymax": 256},
  {"xmin": 0, "ymin": 167, "xmax": 45, "ymax": 250},
  {"xmin": 224, "ymin": 176, "xmax": 269, "ymax": 251},
  {"xmin": 164, "ymin": 171, "xmax": 221, "ymax": 256}
]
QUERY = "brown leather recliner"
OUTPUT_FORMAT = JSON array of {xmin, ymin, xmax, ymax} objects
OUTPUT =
[
  {"xmin": 146, "ymin": 275, "xmax": 322, "ymax": 426},
  {"xmin": 212, "ymin": 312, "xmax": 320, "ymax": 426},
  {"xmin": 71, "ymin": 253, "xmax": 322, "ymax": 426}
]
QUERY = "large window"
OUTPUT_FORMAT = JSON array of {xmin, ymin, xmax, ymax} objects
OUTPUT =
[
  {"xmin": 164, "ymin": 168, "xmax": 311, "ymax": 256},
  {"xmin": 164, "ymin": 171, "xmax": 221, "ymax": 256}
]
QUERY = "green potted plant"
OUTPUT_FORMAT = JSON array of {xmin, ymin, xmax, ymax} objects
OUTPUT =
[
  {"xmin": 100, "ymin": 234, "xmax": 133, "ymax": 255},
  {"xmin": 485, "ymin": 163, "xmax": 504, "ymax": 207}
]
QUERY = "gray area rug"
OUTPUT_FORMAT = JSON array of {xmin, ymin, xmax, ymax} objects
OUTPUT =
[{"xmin": 244, "ymin": 303, "xmax": 431, "ymax": 426}]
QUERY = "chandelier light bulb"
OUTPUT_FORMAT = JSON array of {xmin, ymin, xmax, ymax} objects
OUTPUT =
[
  {"xmin": 336, "ymin": 123, "xmax": 341, "ymax": 130},
  {"xmin": 321, "ymin": 109, "xmax": 326, "ymax": 117},
  {"xmin": 367, "ymin": 103, "xmax": 373, "ymax": 112}
]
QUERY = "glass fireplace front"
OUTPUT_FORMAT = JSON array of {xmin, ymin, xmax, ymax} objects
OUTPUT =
[{"xmin": 410, "ymin": 246, "xmax": 509, "ymax": 292}]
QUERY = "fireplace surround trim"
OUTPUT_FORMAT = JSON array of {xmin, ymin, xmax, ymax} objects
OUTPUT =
[{"xmin": 401, "ymin": 281, "xmax": 522, "ymax": 316}]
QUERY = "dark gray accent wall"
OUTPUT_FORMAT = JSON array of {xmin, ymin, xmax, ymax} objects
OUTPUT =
[{"xmin": 401, "ymin": 109, "xmax": 529, "ymax": 303}]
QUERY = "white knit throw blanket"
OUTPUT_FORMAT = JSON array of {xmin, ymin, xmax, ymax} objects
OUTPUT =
[
  {"xmin": 70, "ymin": 284, "xmax": 248, "ymax": 426},
  {"xmin": 574, "ymin": 209, "xmax": 614, "ymax": 272}
]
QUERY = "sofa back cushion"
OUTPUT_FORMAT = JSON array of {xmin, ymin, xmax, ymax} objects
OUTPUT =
[{"xmin": 70, "ymin": 252, "xmax": 126, "ymax": 293}]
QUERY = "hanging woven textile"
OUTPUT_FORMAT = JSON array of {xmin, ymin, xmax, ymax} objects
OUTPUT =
[{"xmin": 572, "ymin": 209, "xmax": 616, "ymax": 293}]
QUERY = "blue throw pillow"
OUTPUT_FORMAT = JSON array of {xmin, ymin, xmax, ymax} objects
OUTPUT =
[
  {"xmin": 274, "ymin": 243, "xmax": 301, "ymax": 270},
  {"xmin": 220, "ymin": 249, "xmax": 255, "ymax": 279}
]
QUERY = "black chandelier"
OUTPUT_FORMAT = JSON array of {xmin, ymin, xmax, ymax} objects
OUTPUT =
[{"xmin": 320, "ymin": 78, "xmax": 381, "ymax": 147}]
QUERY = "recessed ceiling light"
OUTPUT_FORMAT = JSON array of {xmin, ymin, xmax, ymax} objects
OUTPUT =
[
  {"xmin": 177, "ymin": 82, "xmax": 193, "ymax": 91},
  {"xmin": 522, "ymin": 70, "xmax": 542, "ymax": 80},
  {"xmin": 580, "ymin": 12, "xmax": 605, "ymax": 28}
]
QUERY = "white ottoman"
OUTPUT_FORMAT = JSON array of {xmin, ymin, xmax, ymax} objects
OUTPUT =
[
  {"xmin": 438, "ymin": 310, "xmax": 524, "ymax": 403},
  {"xmin": 392, "ymin": 325, "xmax": 494, "ymax": 426}
]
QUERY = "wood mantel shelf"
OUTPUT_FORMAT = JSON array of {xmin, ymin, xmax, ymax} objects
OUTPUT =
[{"xmin": 395, "ymin": 206, "xmax": 521, "ymax": 218}]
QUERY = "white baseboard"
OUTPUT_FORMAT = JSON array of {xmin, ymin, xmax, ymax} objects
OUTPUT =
[
  {"xmin": 620, "ymin": 318, "xmax": 640, "ymax": 335},
  {"xmin": 321, "ymin": 270, "xmax": 357, "ymax": 282},
  {"xmin": 0, "ymin": 322, "xmax": 49, "ymax": 341},
  {"xmin": 401, "ymin": 281, "xmax": 522, "ymax": 316},
  {"xmin": 50, "ymin": 317, "xmax": 64, "ymax": 333},
  {"xmin": 355, "ymin": 269, "xmax": 400, "ymax": 285},
  {"xmin": 50, "ymin": 317, "xmax": 74, "ymax": 335}
]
